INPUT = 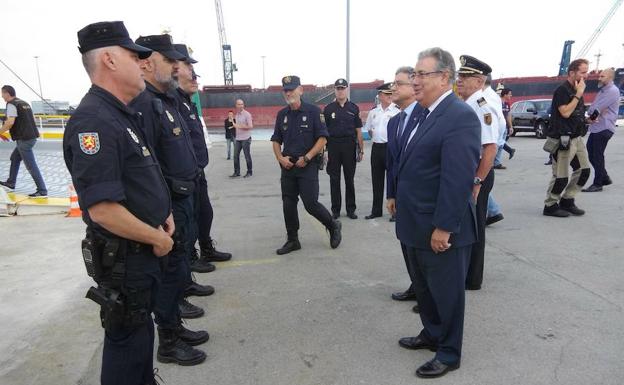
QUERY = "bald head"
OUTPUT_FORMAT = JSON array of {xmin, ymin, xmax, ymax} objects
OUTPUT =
[{"xmin": 598, "ymin": 68, "xmax": 616, "ymax": 87}]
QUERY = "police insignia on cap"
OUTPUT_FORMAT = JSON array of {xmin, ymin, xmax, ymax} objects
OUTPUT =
[
  {"xmin": 284, "ymin": 76, "xmax": 291, "ymax": 84},
  {"xmin": 165, "ymin": 110, "xmax": 174, "ymax": 122},
  {"xmin": 173, "ymin": 127, "xmax": 181, "ymax": 136},
  {"xmin": 126, "ymin": 128, "xmax": 140, "ymax": 144},
  {"xmin": 484, "ymin": 113, "xmax": 492, "ymax": 125},
  {"xmin": 79, "ymin": 132, "xmax": 100, "ymax": 155},
  {"xmin": 460, "ymin": 57, "xmax": 466, "ymax": 66}
]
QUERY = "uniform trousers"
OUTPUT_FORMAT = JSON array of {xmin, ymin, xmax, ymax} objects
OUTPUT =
[
  {"xmin": 370, "ymin": 142, "xmax": 387, "ymax": 216},
  {"xmin": 466, "ymin": 169, "xmax": 494, "ymax": 289},
  {"xmin": 544, "ymin": 136, "xmax": 591, "ymax": 206},
  {"xmin": 326, "ymin": 138, "xmax": 357, "ymax": 215},
  {"xmin": 406, "ymin": 245, "xmax": 470, "ymax": 366},
  {"xmin": 153, "ymin": 195, "xmax": 192, "ymax": 330},
  {"xmin": 281, "ymin": 162, "xmax": 334, "ymax": 240},
  {"xmin": 196, "ymin": 169, "xmax": 214, "ymax": 245},
  {"xmin": 101, "ymin": 248, "xmax": 161, "ymax": 385},
  {"xmin": 586, "ymin": 130, "xmax": 614, "ymax": 186}
]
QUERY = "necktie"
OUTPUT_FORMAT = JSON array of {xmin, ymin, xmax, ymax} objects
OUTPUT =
[
  {"xmin": 397, "ymin": 111, "xmax": 407, "ymax": 138},
  {"xmin": 402, "ymin": 108, "xmax": 430, "ymax": 150}
]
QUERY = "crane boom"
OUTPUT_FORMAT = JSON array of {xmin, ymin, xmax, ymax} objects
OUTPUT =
[
  {"xmin": 214, "ymin": 0, "xmax": 235, "ymax": 85},
  {"xmin": 575, "ymin": 0, "xmax": 623, "ymax": 59}
]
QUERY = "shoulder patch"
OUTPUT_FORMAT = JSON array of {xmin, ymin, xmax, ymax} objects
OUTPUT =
[
  {"xmin": 484, "ymin": 113, "xmax": 492, "ymax": 125},
  {"xmin": 78, "ymin": 132, "xmax": 100, "ymax": 155},
  {"xmin": 477, "ymin": 97, "xmax": 487, "ymax": 107}
]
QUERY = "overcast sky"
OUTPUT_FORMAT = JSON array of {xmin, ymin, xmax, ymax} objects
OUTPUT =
[{"xmin": 1, "ymin": 0, "xmax": 623, "ymax": 105}]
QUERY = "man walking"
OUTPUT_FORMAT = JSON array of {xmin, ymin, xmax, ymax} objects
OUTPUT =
[{"xmin": 0, "ymin": 85, "xmax": 48, "ymax": 197}]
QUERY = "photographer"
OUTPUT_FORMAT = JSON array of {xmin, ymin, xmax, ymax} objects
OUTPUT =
[{"xmin": 542, "ymin": 58, "xmax": 592, "ymax": 217}]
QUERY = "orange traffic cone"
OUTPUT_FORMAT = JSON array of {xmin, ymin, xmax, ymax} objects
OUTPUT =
[{"xmin": 67, "ymin": 184, "xmax": 82, "ymax": 217}]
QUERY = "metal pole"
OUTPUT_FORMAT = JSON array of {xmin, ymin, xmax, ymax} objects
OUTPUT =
[
  {"xmin": 261, "ymin": 56, "xmax": 266, "ymax": 89},
  {"xmin": 34, "ymin": 56, "xmax": 43, "ymax": 100},
  {"xmin": 346, "ymin": 0, "xmax": 350, "ymax": 98}
]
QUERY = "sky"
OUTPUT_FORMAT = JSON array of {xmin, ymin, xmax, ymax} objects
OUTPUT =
[{"xmin": 1, "ymin": 0, "xmax": 623, "ymax": 105}]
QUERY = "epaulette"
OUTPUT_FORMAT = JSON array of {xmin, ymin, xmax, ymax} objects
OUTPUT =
[{"xmin": 477, "ymin": 97, "xmax": 487, "ymax": 107}]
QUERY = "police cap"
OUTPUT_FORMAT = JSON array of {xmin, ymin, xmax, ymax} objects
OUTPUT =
[
  {"xmin": 174, "ymin": 44, "xmax": 198, "ymax": 64},
  {"xmin": 77, "ymin": 21, "xmax": 152, "ymax": 59},
  {"xmin": 334, "ymin": 78, "xmax": 349, "ymax": 88},
  {"xmin": 376, "ymin": 82, "xmax": 393, "ymax": 94},
  {"xmin": 458, "ymin": 55, "xmax": 492, "ymax": 76},
  {"xmin": 282, "ymin": 75, "xmax": 301, "ymax": 91},
  {"xmin": 135, "ymin": 34, "xmax": 185, "ymax": 60}
]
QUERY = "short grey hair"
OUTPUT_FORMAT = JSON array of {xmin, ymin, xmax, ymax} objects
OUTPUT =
[
  {"xmin": 81, "ymin": 47, "xmax": 109, "ymax": 76},
  {"xmin": 395, "ymin": 66, "xmax": 414, "ymax": 76},
  {"xmin": 417, "ymin": 47, "xmax": 455, "ymax": 85}
]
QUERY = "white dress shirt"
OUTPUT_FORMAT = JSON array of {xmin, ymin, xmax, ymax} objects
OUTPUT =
[
  {"xmin": 364, "ymin": 103, "xmax": 400, "ymax": 143},
  {"xmin": 465, "ymin": 89, "xmax": 498, "ymax": 146}
]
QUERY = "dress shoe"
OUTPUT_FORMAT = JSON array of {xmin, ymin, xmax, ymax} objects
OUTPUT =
[
  {"xmin": 276, "ymin": 239, "xmax": 301, "ymax": 255},
  {"xmin": 346, "ymin": 212, "xmax": 358, "ymax": 219},
  {"xmin": 185, "ymin": 282, "xmax": 215, "ymax": 297},
  {"xmin": 416, "ymin": 359, "xmax": 460, "ymax": 378},
  {"xmin": 391, "ymin": 291, "xmax": 418, "ymax": 301},
  {"xmin": 200, "ymin": 240, "xmax": 232, "ymax": 262},
  {"xmin": 412, "ymin": 304, "xmax": 420, "ymax": 313},
  {"xmin": 329, "ymin": 220, "xmax": 342, "ymax": 248},
  {"xmin": 179, "ymin": 298, "xmax": 204, "ymax": 319},
  {"xmin": 176, "ymin": 324, "xmax": 209, "ymax": 346},
  {"xmin": 559, "ymin": 198, "xmax": 585, "ymax": 216},
  {"xmin": 509, "ymin": 148, "xmax": 516, "ymax": 159},
  {"xmin": 465, "ymin": 284, "xmax": 481, "ymax": 290},
  {"xmin": 398, "ymin": 336, "xmax": 437, "ymax": 351},
  {"xmin": 389, "ymin": 215, "xmax": 396, "ymax": 222},
  {"xmin": 365, "ymin": 213, "xmax": 381, "ymax": 220},
  {"xmin": 485, "ymin": 213, "xmax": 504, "ymax": 226},
  {"xmin": 243, "ymin": 171, "xmax": 253, "ymax": 178},
  {"xmin": 582, "ymin": 184, "xmax": 603, "ymax": 192},
  {"xmin": 332, "ymin": 212, "xmax": 340, "ymax": 219},
  {"xmin": 189, "ymin": 248, "xmax": 216, "ymax": 273},
  {"xmin": 493, "ymin": 164, "xmax": 506, "ymax": 170},
  {"xmin": 543, "ymin": 204, "xmax": 570, "ymax": 217},
  {"xmin": 603, "ymin": 176, "xmax": 612, "ymax": 186},
  {"xmin": 28, "ymin": 191, "xmax": 48, "ymax": 198},
  {"xmin": 0, "ymin": 180, "xmax": 15, "ymax": 190},
  {"xmin": 229, "ymin": 172, "xmax": 240, "ymax": 178},
  {"xmin": 157, "ymin": 328, "xmax": 206, "ymax": 366}
]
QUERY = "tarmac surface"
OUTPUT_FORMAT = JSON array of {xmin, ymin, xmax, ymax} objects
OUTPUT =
[{"xmin": 1, "ymin": 131, "xmax": 623, "ymax": 385}]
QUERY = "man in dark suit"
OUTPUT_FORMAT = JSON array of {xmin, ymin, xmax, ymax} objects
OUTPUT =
[
  {"xmin": 386, "ymin": 66, "xmax": 421, "ymax": 311},
  {"xmin": 396, "ymin": 47, "xmax": 481, "ymax": 379}
]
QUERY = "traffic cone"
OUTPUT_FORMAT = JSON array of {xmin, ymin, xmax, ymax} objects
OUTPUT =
[{"xmin": 67, "ymin": 184, "xmax": 82, "ymax": 217}]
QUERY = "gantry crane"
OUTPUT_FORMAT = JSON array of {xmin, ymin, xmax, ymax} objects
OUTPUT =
[{"xmin": 215, "ymin": 0, "xmax": 237, "ymax": 85}]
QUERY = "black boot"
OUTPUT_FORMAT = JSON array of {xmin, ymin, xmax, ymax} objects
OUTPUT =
[
  {"xmin": 200, "ymin": 240, "xmax": 232, "ymax": 262},
  {"xmin": 157, "ymin": 328, "xmax": 206, "ymax": 366},
  {"xmin": 543, "ymin": 203, "xmax": 570, "ymax": 217},
  {"xmin": 276, "ymin": 238, "xmax": 301, "ymax": 255},
  {"xmin": 559, "ymin": 198, "xmax": 585, "ymax": 216},
  {"xmin": 328, "ymin": 220, "xmax": 342, "ymax": 249},
  {"xmin": 179, "ymin": 298, "xmax": 204, "ymax": 319},
  {"xmin": 176, "ymin": 323, "xmax": 209, "ymax": 346},
  {"xmin": 185, "ymin": 278, "xmax": 215, "ymax": 297},
  {"xmin": 190, "ymin": 248, "xmax": 216, "ymax": 273}
]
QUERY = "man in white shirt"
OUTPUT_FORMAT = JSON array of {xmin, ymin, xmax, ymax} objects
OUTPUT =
[
  {"xmin": 455, "ymin": 55, "xmax": 498, "ymax": 291},
  {"xmin": 363, "ymin": 82, "xmax": 399, "ymax": 219}
]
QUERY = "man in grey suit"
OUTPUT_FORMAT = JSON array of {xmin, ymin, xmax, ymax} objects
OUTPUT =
[{"xmin": 395, "ymin": 47, "xmax": 481, "ymax": 378}]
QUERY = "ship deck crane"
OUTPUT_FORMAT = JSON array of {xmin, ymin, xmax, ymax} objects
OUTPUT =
[{"xmin": 215, "ymin": 0, "xmax": 237, "ymax": 85}]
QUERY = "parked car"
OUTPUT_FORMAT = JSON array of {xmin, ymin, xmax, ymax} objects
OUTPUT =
[{"xmin": 510, "ymin": 99, "xmax": 551, "ymax": 139}]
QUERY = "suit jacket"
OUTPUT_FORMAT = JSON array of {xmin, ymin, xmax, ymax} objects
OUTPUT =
[
  {"xmin": 396, "ymin": 92, "xmax": 481, "ymax": 249},
  {"xmin": 386, "ymin": 104, "xmax": 423, "ymax": 199}
]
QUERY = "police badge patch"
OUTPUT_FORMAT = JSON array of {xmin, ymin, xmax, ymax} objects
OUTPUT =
[
  {"xmin": 484, "ymin": 113, "xmax": 492, "ymax": 125},
  {"xmin": 79, "ymin": 132, "xmax": 100, "ymax": 155},
  {"xmin": 165, "ymin": 110, "xmax": 174, "ymax": 122},
  {"xmin": 320, "ymin": 113, "xmax": 325, "ymax": 124}
]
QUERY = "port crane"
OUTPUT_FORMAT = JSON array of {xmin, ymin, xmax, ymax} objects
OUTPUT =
[{"xmin": 215, "ymin": 0, "xmax": 237, "ymax": 85}]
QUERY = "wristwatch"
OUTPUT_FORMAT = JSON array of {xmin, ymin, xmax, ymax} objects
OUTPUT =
[
  {"xmin": 473, "ymin": 177, "xmax": 482, "ymax": 186},
  {"xmin": 303, "ymin": 155, "xmax": 310, "ymax": 163}
]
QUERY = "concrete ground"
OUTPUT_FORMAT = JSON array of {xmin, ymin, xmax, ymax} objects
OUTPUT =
[{"xmin": 1, "ymin": 131, "xmax": 623, "ymax": 385}]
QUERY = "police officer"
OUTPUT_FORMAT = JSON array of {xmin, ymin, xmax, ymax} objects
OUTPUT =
[
  {"xmin": 323, "ymin": 78, "xmax": 364, "ymax": 219},
  {"xmin": 172, "ymin": 44, "xmax": 232, "ymax": 273},
  {"xmin": 455, "ymin": 55, "xmax": 499, "ymax": 291},
  {"xmin": 271, "ymin": 75, "xmax": 342, "ymax": 255},
  {"xmin": 131, "ymin": 34, "xmax": 209, "ymax": 366},
  {"xmin": 64, "ymin": 21, "xmax": 173, "ymax": 385}
]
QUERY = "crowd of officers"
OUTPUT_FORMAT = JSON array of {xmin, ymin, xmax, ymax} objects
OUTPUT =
[{"xmin": 61, "ymin": 18, "xmax": 618, "ymax": 384}]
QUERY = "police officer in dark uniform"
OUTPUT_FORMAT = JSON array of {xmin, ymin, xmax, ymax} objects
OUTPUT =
[
  {"xmin": 271, "ymin": 75, "xmax": 342, "ymax": 255},
  {"xmin": 131, "ymin": 34, "xmax": 209, "ymax": 366},
  {"xmin": 64, "ymin": 21, "xmax": 173, "ymax": 385},
  {"xmin": 323, "ymin": 78, "xmax": 364, "ymax": 219},
  {"xmin": 172, "ymin": 44, "xmax": 232, "ymax": 275}
]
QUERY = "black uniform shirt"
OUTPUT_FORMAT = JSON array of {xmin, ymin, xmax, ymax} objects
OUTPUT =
[
  {"xmin": 323, "ymin": 100, "xmax": 362, "ymax": 138},
  {"xmin": 131, "ymin": 82, "xmax": 199, "ymax": 181},
  {"xmin": 63, "ymin": 85, "xmax": 171, "ymax": 231},
  {"xmin": 550, "ymin": 80, "xmax": 586, "ymax": 137},
  {"xmin": 174, "ymin": 88, "xmax": 209, "ymax": 168},
  {"xmin": 271, "ymin": 100, "xmax": 328, "ymax": 158}
]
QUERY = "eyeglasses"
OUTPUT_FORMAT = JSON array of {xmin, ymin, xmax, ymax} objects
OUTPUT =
[
  {"xmin": 413, "ymin": 70, "xmax": 444, "ymax": 79},
  {"xmin": 391, "ymin": 80, "xmax": 412, "ymax": 88}
]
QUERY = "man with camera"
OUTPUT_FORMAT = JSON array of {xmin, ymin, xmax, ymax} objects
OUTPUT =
[{"xmin": 543, "ymin": 58, "xmax": 592, "ymax": 217}]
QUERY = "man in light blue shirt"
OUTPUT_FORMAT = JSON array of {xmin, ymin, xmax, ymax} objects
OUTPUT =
[{"xmin": 582, "ymin": 68, "xmax": 620, "ymax": 192}]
